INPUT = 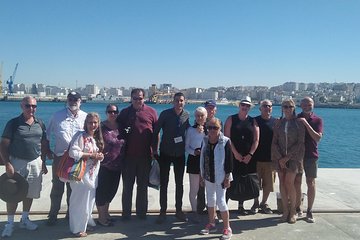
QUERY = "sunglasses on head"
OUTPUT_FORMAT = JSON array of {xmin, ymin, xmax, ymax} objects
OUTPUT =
[
  {"xmin": 25, "ymin": 104, "xmax": 37, "ymax": 109},
  {"xmin": 282, "ymin": 105, "xmax": 294, "ymax": 109},
  {"xmin": 207, "ymin": 126, "xmax": 220, "ymax": 130}
]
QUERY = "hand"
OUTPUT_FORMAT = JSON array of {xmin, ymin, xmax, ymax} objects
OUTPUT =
[
  {"xmin": 194, "ymin": 149, "xmax": 201, "ymax": 156},
  {"xmin": 279, "ymin": 157, "xmax": 288, "ymax": 169},
  {"xmin": 234, "ymin": 152, "xmax": 243, "ymax": 162},
  {"xmin": 242, "ymin": 154, "xmax": 252, "ymax": 164},
  {"xmin": 42, "ymin": 162, "xmax": 48, "ymax": 174},
  {"xmin": 153, "ymin": 153, "xmax": 160, "ymax": 161},
  {"xmin": 223, "ymin": 178, "xmax": 231, "ymax": 189},
  {"xmin": 5, "ymin": 162, "xmax": 15, "ymax": 178}
]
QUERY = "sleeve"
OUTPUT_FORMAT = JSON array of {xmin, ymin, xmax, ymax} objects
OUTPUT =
[
  {"xmin": 224, "ymin": 139, "xmax": 233, "ymax": 174},
  {"xmin": 271, "ymin": 125, "xmax": 283, "ymax": 165},
  {"xmin": 199, "ymin": 139, "xmax": 206, "ymax": 178},
  {"xmin": 185, "ymin": 128, "xmax": 195, "ymax": 156},
  {"xmin": 68, "ymin": 132, "xmax": 85, "ymax": 161},
  {"xmin": 152, "ymin": 111, "xmax": 164, "ymax": 148},
  {"xmin": 1, "ymin": 119, "xmax": 15, "ymax": 140}
]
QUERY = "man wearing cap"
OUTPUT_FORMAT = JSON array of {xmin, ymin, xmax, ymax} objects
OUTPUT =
[
  {"xmin": 295, "ymin": 97, "xmax": 323, "ymax": 223},
  {"xmin": 45, "ymin": 91, "xmax": 87, "ymax": 225},
  {"xmin": 0, "ymin": 96, "xmax": 48, "ymax": 237}
]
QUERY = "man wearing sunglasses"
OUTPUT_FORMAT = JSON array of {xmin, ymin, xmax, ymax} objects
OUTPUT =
[
  {"xmin": 45, "ymin": 91, "xmax": 87, "ymax": 226},
  {"xmin": 116, "ymin": 88, "xmax": 158, "ymax": 221},
  {"xmin": 1, "ymin": 96, "xmax": 48, "ymax": 237}
]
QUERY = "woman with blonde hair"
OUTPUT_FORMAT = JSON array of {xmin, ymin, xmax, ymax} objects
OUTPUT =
[
  {"xmin": 68, "ymin": 112, "xmax": 104, "ymax": 237},
  {"xmin": 272, "ymin": 99, "xmax": 305, "ymax": 224}
]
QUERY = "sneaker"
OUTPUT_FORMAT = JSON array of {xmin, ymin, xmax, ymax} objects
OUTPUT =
[
  {"xmin": 156, "ymin": 212, "xmax": 166, "ymax": 224},
  {"xmin": 296, "ymin": 207, "xmax": 303, "ymax": 217},
  {"xmin": 46, "ymin": 215, "xmax": 57, "ymax": 226},
  {"xmin": 175, "ymin": 211, "xmax": 188, "ymax": 222},
  {"xmin": 259, "ymin": 203, "xmax": 273, "ymax": 214},
  {"xmin": 237, "ymin": 206, "xmax": 248, "ymax": 216},
  {"xmin": 250, "ymin": 203, "xmax": 259, "ymax": 214},
  {"xmin": 306, "ymin": 210, "xmax": 315, "ymax": 223},
  {"xmin": 2, "ymin": 223, "xmax": 14, "ymax": 237},
  {"xmin": 200, "ymin": 223, "xmax": 217, "ymax": 235},
  {"xmin": 19, "ymin": 217, "xmax": 38, "ymax": 231},
  {"xmin": 220, "ymin": 228, "xmax": 232, "ymax": 240}
]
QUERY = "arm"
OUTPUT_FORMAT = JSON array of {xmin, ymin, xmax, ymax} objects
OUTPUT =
[
  {"xmin": 298, "ymin": 117, "xmax": 323, "ymax": 142},
  {"xmin": 243, "ymin": 119, "xmax": 260, "ymax": 164},
  {"xmin": 223, "ymin": 140, "xmax": 233, "ymax": 188},
  {"xmin": 224, "ymin": 116, "xmax": 242, "ymax": 161},
  {"xmin": 0, "ymin": 138, "xmax": 14, "ymax": 177},
  {"xmin": 152, "ymin": 111, "xmax": 164, "ymax": 158}
]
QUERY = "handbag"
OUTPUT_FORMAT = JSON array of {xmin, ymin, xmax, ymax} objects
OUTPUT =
[
  {"xmin": 148, "ymin": 159, "xmax": 160, "ymax": 190},
  {"xmin": 57, "ymin": 150, "xmax": 87, "ymax": 182},
  {"xmin": 227, "ymin": 173, "xmax": 260, "ymax": 201}
]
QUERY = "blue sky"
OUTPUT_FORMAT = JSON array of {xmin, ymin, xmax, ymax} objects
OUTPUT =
[{"xmin": 1, "ymin": 0, "xmax": 359, "ymax": 89}]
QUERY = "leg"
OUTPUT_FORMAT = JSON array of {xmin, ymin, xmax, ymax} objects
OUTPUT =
[
  {"xmin": 122, "ymin": 159, "xmax": 137, "ymax": 218},
  {"xmin": 135, "ymin": 157, "xmax": 151, "ymax": 217},
  {"xmin": 49, "ymin": 156, "xmax": 66, "ymax": 219},
  {"xmin": 173, "ymin": 155, "xmax": 185, "ymax": 212},
  {"xmin": 294, "ymin": 173, "xmax": 303, "ymax": 211},
  {"xmin": 69, "ymin": 181, "xmax": 91, "ymax": 234},
  {"xmin": 285, "ymin": 172, "xmax": 297, "ymax": 223},
  {"xmin": 196, "ymin": 185, "xmax": 206, "ymax": 213},
  {"xmin": 188, "ymin": 174, "xmax": 200, "ymax": 212},
  {"xmin": 159, "ymin": 153, "xmax": 171, "ymax": 213},
  {"xmin": 306, "ymin": 177, "xmax": 316, "ymax": 210},
  {"xmin": 278, "ymin": 171, "xmax": 289, "ymax": 221}
]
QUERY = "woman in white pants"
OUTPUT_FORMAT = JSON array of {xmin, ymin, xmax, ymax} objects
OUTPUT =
[
  {"xmin": 200, "ymin": 118, "xmax": 233, "ymax": 240},
  {"xmin": 68, "ymin": 112, "xmax": 104, "ymax": 237}
]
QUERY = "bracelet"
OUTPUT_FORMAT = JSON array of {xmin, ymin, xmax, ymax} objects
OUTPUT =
[{"xmin": 248, "ymin": 153, "xmax": 253, "ymax": 157}]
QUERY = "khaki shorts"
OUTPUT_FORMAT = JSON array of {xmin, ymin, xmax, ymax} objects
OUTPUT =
[
  {"xmin": 256, "ymin": 161, "xmax": 276, "ymax": 193},
  {"xmin": 10, "ymin": 156, "xmax": 43, "ymax": 199}
]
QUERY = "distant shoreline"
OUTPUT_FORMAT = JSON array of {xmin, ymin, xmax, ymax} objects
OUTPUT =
[{"xmin": 1, "ymin": 95, "xmax": 360, "ymax": 109}]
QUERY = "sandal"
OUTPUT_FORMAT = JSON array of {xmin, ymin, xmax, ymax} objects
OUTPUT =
[
  {"xmin": 96, "ymin": 220, "xmax": 113, "ymax": 227},
  {"xmin": 74, "ymin": 232, "xmax": 87, "ymax": 237}
]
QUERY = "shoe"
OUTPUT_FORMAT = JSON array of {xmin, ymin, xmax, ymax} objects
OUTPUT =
[
  {"xmin": 121, "ymin": 215, "xmax": 131, "ymax": 222},
  {"xmin": 19, "ymin": 217, "xmax": 38, "ymax": 231},
  {"xmin": 200, "ymin": 223, "xmax": 217, "ymax": 235},
  {"xmin": 296, "ymin": 207, "xmax": 303, "ymax": 217},
  {"xmin": 2, "ymin": 223, "xmax": 14, "ymax": 237},
  {"xmin": 259, "ymin": 203, "xmax": 273, "ymax": 214},
  {"xmin": 220, "ymin": 227, "xmax": 232, "ymax": 240},
  {"xmin": 156, "ymin": 212, "xmax": 166, "ymax": 224},
  {"xmin": 288, "ymin": 215, "xmax": 297, "ymax": 224},
  {"xmin": 237, "ymin": 206, "xmax": 248, "ymax": 216},
  {"xmin": 175, "ymin": 211, "xmax": 188, "ymax": 222},
  {"xmin": 96, "ymin": 220, "xmax": 113, "ymax": 227},
  {"xmin": 306, "ymin": 210, "xmax": 315, "ymax": 223},
  {"xmin": 46, "ymin": 215, "xmax": 57, "ymax": 226},
  {"xmin": 250, "ymin": 203, "xmax": 259, "ymax": 214}
]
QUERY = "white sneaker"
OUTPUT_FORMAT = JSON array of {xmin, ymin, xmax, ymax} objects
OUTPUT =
[
  {"xmin": 221, "ymin": 227, "xmax": 232, "ymax": 240},
  {"xmin": 2, "ymin": 223, "xmax": 14, "ymax": 237},
  {"xmin": 19, "ymin": 218, "xmax": 38, "ymax": 231}
]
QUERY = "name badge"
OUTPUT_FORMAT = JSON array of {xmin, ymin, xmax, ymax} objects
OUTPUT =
[{"xmin": 174, "ymin": 136, "xmax": 183, "ymax": 143}]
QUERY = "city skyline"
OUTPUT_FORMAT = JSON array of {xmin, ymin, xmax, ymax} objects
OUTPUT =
[{"xmin": 1, "ymin": 0, "xmax": 360, "ymax": 89}]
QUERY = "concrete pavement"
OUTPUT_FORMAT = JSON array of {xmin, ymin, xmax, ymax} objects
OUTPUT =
[{"xmin": 1, "ymin": 167, "xmax": 360, "ymax": 239}]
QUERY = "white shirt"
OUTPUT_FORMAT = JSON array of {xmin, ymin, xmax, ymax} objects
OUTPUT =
[
  {"xmin": 185, "ymin": 126, "xmax": 206, "ymax": 156},
  {"xmin": 47, "ymin": 107, "xmax": 87, "ymax": 156}
]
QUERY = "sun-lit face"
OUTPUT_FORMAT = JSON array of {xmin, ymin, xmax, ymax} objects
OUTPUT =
[
  {"xmin": 67, "ymin": 97, "xmax": 81, "ymax": 112},
  {"xmin": 86, "ymin": 116, "xmax": 99, "ymax": 134},
  {"xmin": 195, "ymin": 111, "xmax": 207, "ymax": 126},
  {"xmin": 21, "ymin": 97, "xmax": 37, "ymax": 118},
  {"xmin": 131, "ymin": 91, "xmax": 145, "ymax": 110},
  {"xmin": 260, "ymin": 101, "xmax": 272, "ymax": 116},
  {"xmin": 301, "ymin": 99, "xmax": 314, "ymax": 114},
  {"xmin": 173, "ymin": 95, "xmax": 185, "ymax": 112},
  {"xmin": 106, "ymin": 105, "xmax": 119, "ymax": 121},
  {"xmin": 206, "ymin": 105, "xmax": 216, "ymax": 119}
]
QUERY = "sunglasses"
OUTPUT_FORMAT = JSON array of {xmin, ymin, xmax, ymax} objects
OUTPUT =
[
  {"xmin": 262, "ymin": 104, "xmax": 272, "ymax": 108},
  {"xmin": 207, "ymin": 126, "xmax": 220, "ymax": 130},
  {"xmin": 282, "ymin": 105, "xmax": 294, "ymax": 109},
  {"xmin": 240, "ymin": 103, "xmax": 251, "ymax": 107},
  {"xmin": 132, "ymin": 97, "xmax": 144, "ymax": 101},
  {"xmin": 107, "ymin": 110, "xmax": 119, "ymax": 114},
  {"xmin": 25, "ymin": 104, "xmax": 37, "ymax": 109}
]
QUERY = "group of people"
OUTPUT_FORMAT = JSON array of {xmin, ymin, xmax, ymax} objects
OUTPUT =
[{"xmin": 0, "ymin": 90, "xmax": 323, "ymax": 240}]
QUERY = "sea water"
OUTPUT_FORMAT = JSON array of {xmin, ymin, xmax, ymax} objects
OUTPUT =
[{"xmin": 0, "ymin": 101, "xmax": 359, "ymax": 168}]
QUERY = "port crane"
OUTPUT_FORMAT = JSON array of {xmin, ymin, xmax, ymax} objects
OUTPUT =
[{"xmin": 6, "ymin": 63, "xmax": 18, "ymax": 95}]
